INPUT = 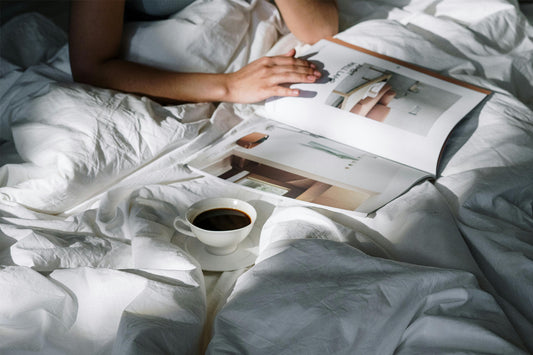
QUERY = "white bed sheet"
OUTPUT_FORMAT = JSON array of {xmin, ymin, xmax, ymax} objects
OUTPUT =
[{"xmin": 1, "ymin": 0, "xmax": 532, "ymax": 353}]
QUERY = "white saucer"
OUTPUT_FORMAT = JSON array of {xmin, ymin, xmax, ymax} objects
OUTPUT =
[{"xmin": 185, "ymin": 236, "xmax": 259, "ymax": 272}]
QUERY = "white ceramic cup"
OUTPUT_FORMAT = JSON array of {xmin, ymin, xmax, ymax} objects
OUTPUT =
[{"xmin": 173, "ymin": 197, "xmax": 257, "ymax": 255}]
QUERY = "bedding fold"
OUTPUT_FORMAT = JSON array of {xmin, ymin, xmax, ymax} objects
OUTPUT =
[
  {"xmin": 1, "ymin": 0, "xmax": 533, "ymax": 353},
  {"xmin": 208, "ymin": 238, "xmax": 526, "ymax": 354}
]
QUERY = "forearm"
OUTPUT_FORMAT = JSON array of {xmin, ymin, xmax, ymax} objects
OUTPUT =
[
  {"xmin": 72, "ymin": 59, "xmax": 229, "ymax": 103},
  {"xmin": 275, "ymin": 0, "xmax": 338, "ymax": 44},
  {"xmin": 71, "ymin": 52, "xmax": 320, "ymax": 104}
]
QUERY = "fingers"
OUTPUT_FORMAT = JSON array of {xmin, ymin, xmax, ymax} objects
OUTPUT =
[
  {"xmin": 266, "ymin": 55, "xmax": 315, "ymax": 69},
  {"xmin": 267, "ymin": 64, "xmax": 320, "ymax": 79},
  {"xmin": 267, "ymin": 71, "xmax": 320, "ymax": 86},
  {"xmin": 226, "ymin": 51, "xmax": 321, "ymax": 102},
  {"xmin": 261, "ymin": 52, "xmax": 321, "ymax": 97},
  {"xmin": 271, "ymin": 86, "xmax": 300, "ymax": 97},
  {"xmin": 283, "ymin": 48, "xmax": 297, "ymax": 57},
  {"xmin": 259, "ymin": 56, "xmax": 320, "ymax": 81},
  {"xmin": 264, "ymin": 54, "xmax": 321, "ymax": 86}
]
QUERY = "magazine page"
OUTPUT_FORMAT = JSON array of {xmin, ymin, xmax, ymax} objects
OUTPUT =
[
  {"xmin": 188, "ymin": 118, "xmax": 430, "ymax": 214},
  {"xmin": 264, "ymin": 38, "xmax": 490, "ymax": 175}
]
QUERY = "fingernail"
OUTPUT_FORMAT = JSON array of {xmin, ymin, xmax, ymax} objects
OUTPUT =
[
  {"xmin": 310, "ymin": 63, "xmax": 316, "ymax": 69},
  {"xmin": 307, "ymin": 75, "xmax": 317, "ymax": 81},
  {"xmin": 314, "ymin": 70, "xmax": 321, "ymax": 77}
]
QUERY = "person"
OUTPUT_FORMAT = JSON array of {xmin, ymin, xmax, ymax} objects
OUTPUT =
[{"xmin": 69, "ymin": 0, "xmax": 339, "ymax": 104}]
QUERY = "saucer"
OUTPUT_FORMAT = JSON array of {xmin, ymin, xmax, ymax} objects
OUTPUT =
[{"xmin": 185, "ymin": 236, "xmax": 259, "ymax": 272}]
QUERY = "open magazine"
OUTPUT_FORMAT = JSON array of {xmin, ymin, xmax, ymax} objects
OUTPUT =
[{"xmin": 189, "ymin": 38, "xmax": 490, "ymax": 214}]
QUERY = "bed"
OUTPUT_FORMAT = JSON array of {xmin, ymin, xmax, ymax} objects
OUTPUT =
[{"xmin": 1, "ymin": 0, "xmax": 532, "ymax": 353}]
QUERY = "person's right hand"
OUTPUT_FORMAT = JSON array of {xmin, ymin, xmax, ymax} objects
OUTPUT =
[{"xmin": 223, "ymin": 49, "xmax": 321, "ymax": 103}]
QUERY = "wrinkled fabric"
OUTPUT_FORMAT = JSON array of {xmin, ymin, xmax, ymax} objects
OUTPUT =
[
  {"xmin": 209, "ymin": 238, "xmax": 524, "ymax": 354},
  {"xmin": 1, "ymin": 0, "xmax": 533, "ymax": 353}
]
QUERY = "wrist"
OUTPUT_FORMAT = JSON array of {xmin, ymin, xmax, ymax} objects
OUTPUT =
[
  {"xmin": 168, "ymin": 72, "xmax": 231, "ymax": 103},
  {"xmin": 217, "ymin": 72, "xmax": 235, "ymax": 102},
  {"xmin": 197, "ymin": 73, "xmax": 232, "ymax": 103}
]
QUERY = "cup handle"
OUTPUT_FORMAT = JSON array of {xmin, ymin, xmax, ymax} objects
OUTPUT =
[{"xmin": 173, "ymin": 216, "xmax": 195, "ymax": 237}]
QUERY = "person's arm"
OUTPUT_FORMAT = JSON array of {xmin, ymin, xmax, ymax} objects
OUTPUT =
[
  {"xmin": 69, "ymin": 0, "xmax": 322, "ymax": 103},
  {"xmin": 275, "ymin": 0, "xmax": 338, "ymax": 44}
]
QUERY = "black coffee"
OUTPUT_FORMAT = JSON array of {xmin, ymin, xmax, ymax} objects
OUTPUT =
[{"xmin": 193, "ymin": 208, "xmax": 251, "ymax": 231}]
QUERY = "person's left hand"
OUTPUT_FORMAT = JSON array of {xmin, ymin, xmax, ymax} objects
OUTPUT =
[{"xmin": 224, "ymin": 49, "xmax": 321, "ymax": 103}]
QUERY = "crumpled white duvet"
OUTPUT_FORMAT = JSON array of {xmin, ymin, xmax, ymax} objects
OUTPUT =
[
  {"xmin": 211, "ymin": 231, "xmax": 522, "ymax": 354},
  {"xmin": 1, "ymin": 0, "xmax": 533, "ymax": 353}
]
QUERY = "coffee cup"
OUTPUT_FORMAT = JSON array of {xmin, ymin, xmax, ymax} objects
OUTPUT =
[{"xmin": 173, "ymin": 197, "xmax": 257, "ymax": 255}]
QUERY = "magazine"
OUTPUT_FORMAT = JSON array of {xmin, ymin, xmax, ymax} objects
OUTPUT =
[{"xmin": 188, "ymin": 38, "xmax": 490, "ymax": 214}]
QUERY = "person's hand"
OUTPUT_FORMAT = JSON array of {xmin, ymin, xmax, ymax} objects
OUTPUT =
[{"xmin": 224, "ymin": 49, "xmax": 321, "ymax": 103}]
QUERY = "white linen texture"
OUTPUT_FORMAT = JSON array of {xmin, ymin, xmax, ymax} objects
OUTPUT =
[{"xmin": 1, "ymin": 0, "xmax": 532, "ymax": 354}]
